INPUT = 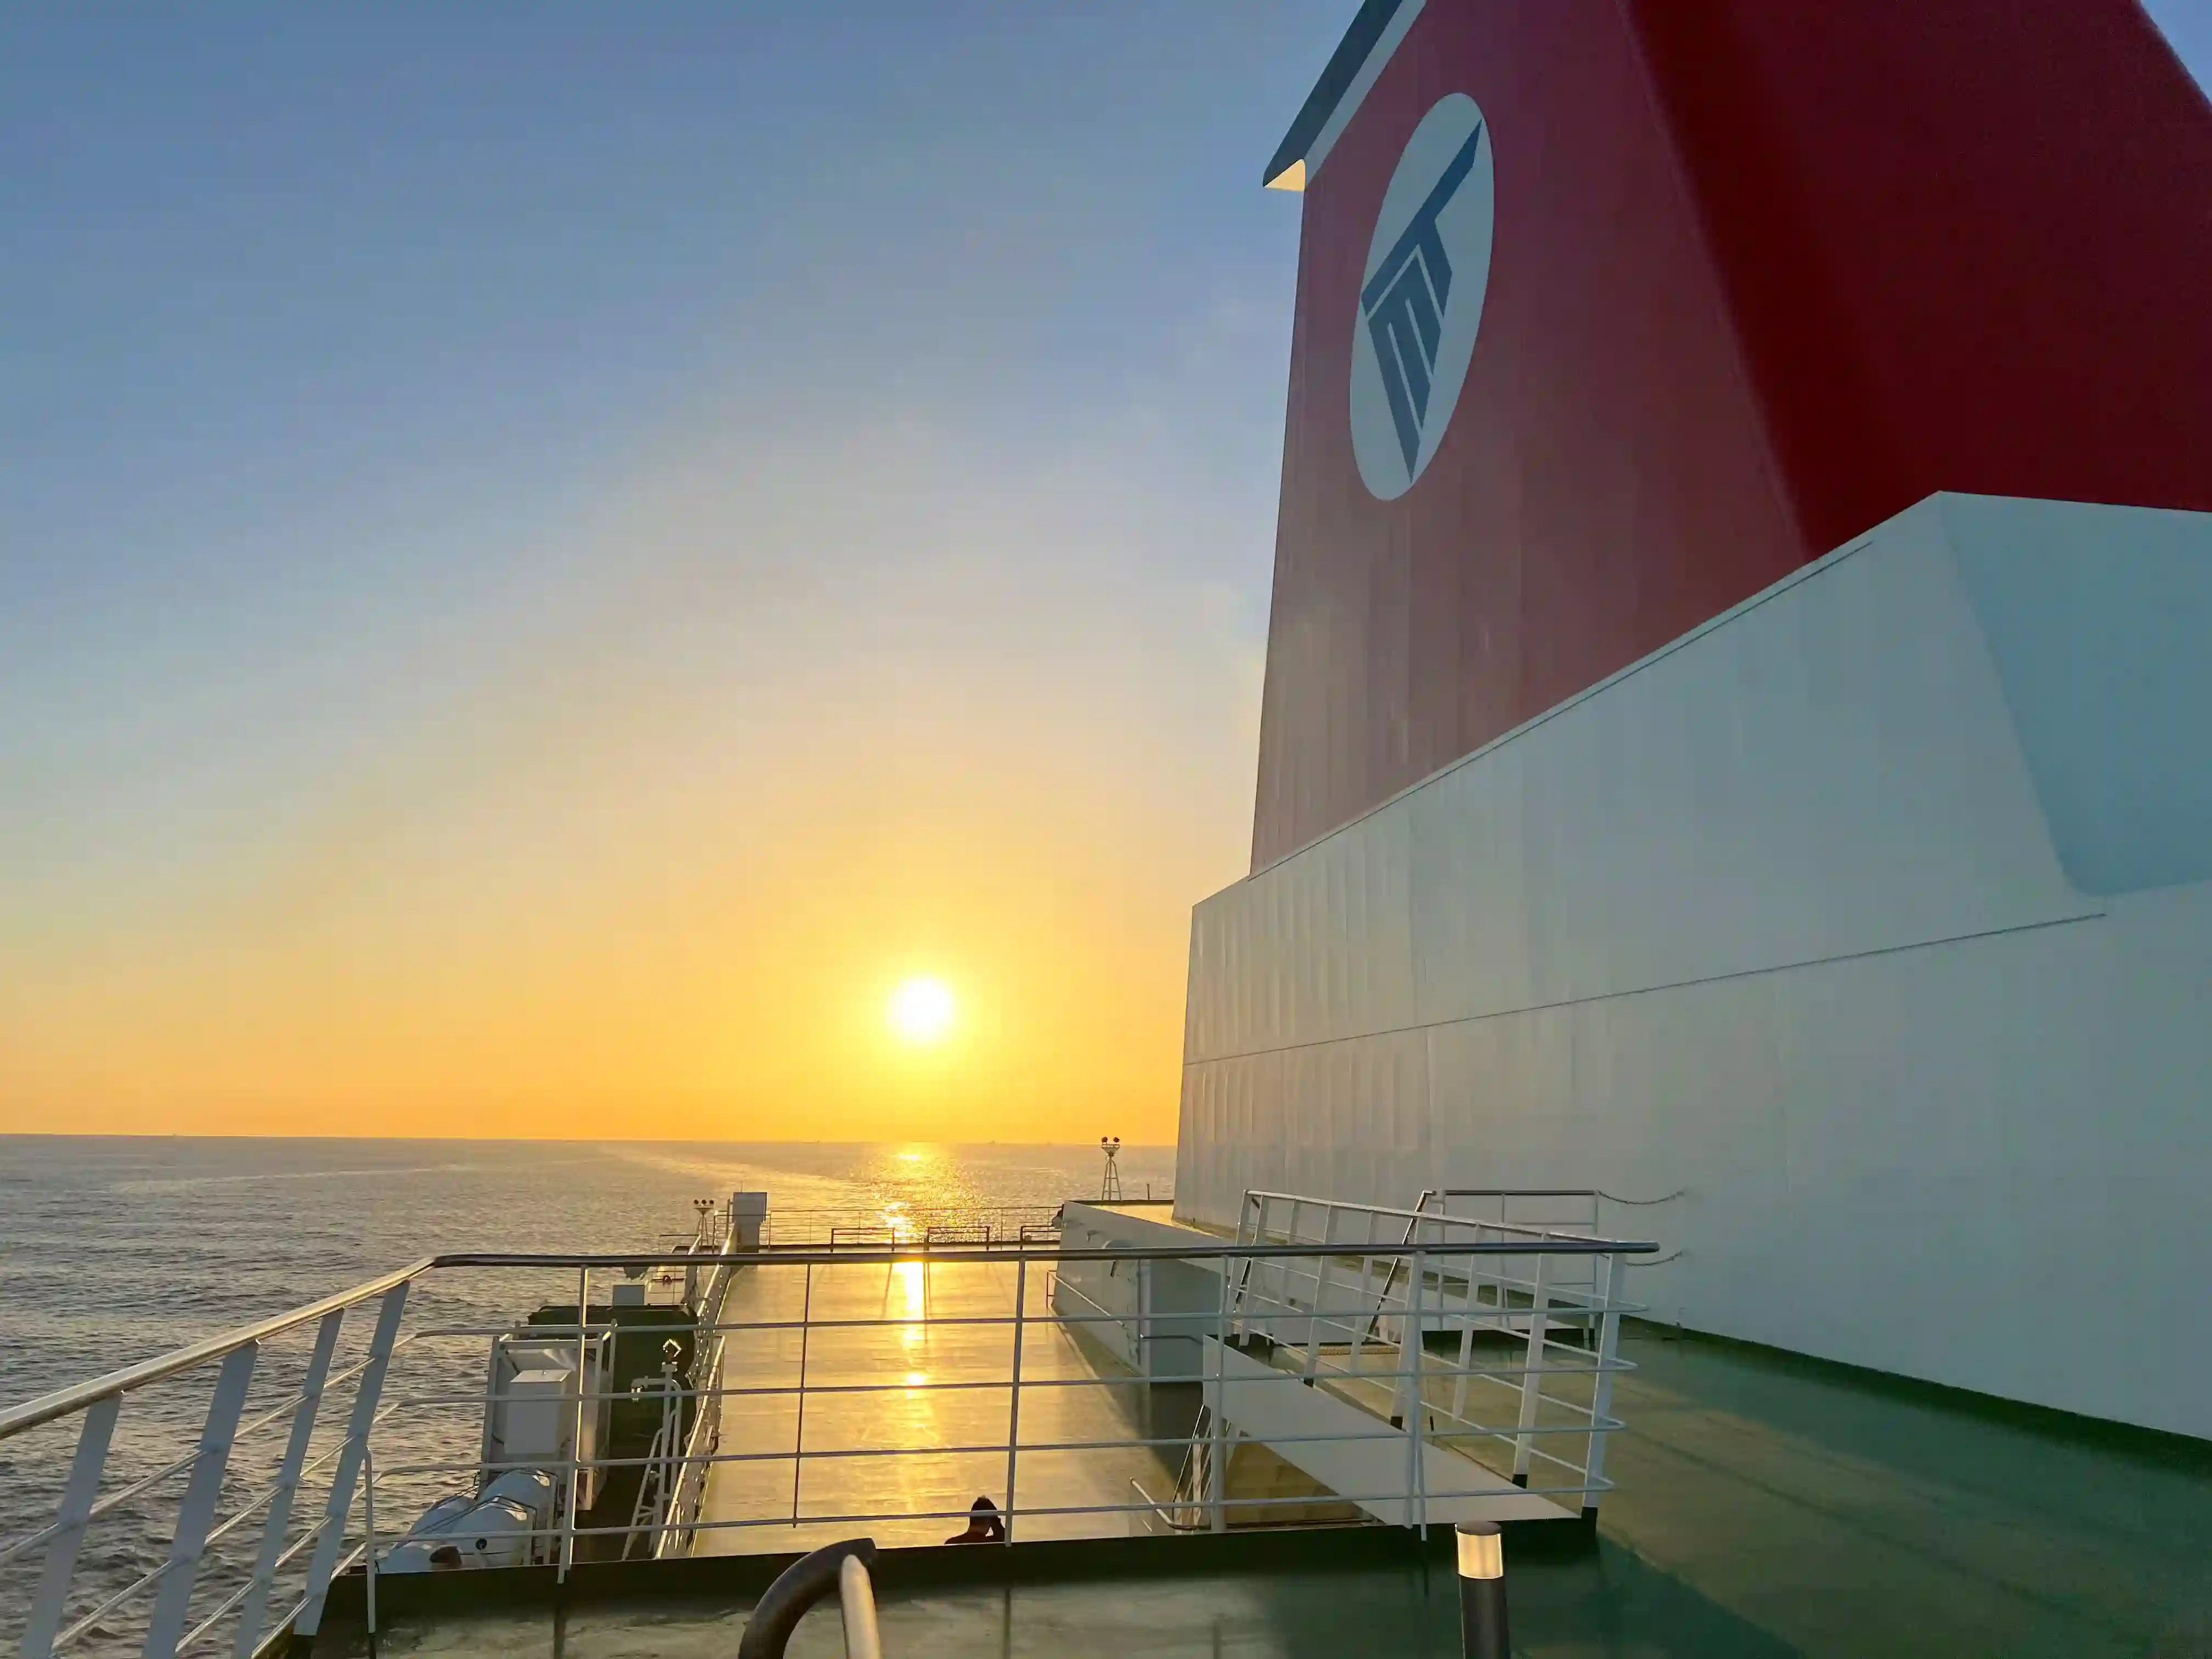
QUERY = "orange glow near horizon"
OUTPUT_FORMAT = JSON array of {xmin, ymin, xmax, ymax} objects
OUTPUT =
[
  {"xmin": 0, "ymin": 421, "xmax": 1263, "ymax": 1146},
  {"xmin": 0, "ymin": 738, "xmax": 1235, "ymax": 1143}
]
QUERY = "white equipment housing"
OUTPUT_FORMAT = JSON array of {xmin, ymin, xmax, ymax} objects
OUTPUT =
[{"xmin": 480, "ymin": 1332, "xmax": 612, "ymax": 1514}]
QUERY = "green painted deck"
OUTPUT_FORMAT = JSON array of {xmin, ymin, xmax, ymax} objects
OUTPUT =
[{"xmin": 319, "ymin": 1321, "xmax": 2212, "ymax": 1656}]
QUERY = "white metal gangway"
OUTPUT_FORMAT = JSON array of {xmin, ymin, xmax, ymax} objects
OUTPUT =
[{"xmin": 1211, "ymin": 1189, "xmax": 1652, "ymax": 1519}]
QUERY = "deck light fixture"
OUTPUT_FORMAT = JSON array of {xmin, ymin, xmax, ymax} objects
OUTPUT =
[{"xmin": 1455, "ymin": 1520, "xmax": 1508, "ymax": 1659}]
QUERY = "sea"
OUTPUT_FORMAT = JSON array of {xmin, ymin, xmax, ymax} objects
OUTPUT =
[{"xmin": 0, "ymin": 1135, "xmax": 1177, "ymax": 1650}]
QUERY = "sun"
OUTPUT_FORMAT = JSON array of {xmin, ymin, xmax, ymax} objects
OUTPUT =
[{"xmin": 888, "ymin": 977, "xmax": 956, "ymax": 1045}]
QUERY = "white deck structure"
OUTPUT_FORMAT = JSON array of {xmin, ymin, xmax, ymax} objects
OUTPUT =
[{"xmin": 1177, "ymin": 493, "xmax": 2212, "ymax": 1440}]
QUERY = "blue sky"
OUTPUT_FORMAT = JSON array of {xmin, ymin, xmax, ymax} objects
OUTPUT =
[
  {"xmin": 2, "ymin": 2, "xmax": 2207, "ymax": 1137},
  {"xmin": 1, "ymin": 3, "xmax": 1341, "ymax": 795}
]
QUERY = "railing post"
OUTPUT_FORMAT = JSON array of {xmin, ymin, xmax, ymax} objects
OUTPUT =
[
  {"xmin": 234, "ymin": 1308, "xmax": 343, "ymax": 1659},
  {"xmin": 1405, "ymin": 1243, "xmax": 1427, "ymax": 1536},
  {"xmin": 1209, "ymin": 1249, "xmax": 1229, "ymax": 1533},
  {"xmin": 1003, "ymin": 1257, "xmax": 1026, "ymax": 1543},
  {"xmin": 1389, "ymin": 1231, "xmax": 1421, "ymax": 1427},
  {"xmin": 361, "ymin": 1447, "xmax": 377, "ymax": 1637},
  {"xmin": 20, "ymin": 1394, "xmax": 122, "ymax": 1659},
  {"xmin": 789, "ymin": 1262, "xmax": 814, "ymax": 1526},
  {"xmin": 1451, "ymin": 1275, "xmax": 1477, "ymax": 1429},
  {"xmin": 1481, "ymin": 1222, "xmax": 1504, "ymax": 1327},
  {"xmin": 1580, "ymin": 1252, "xmax": 1627, "ymax": 1519},
  {"xmin": 1348, "ymin": 1209, "xmax": 1381, "ymax": 1373},
  {"xmin": 1238, "ymin": 1203, "xmax": 1256, "ymax": 1345},
  {"xmin": 295, "ymin": 1281, "xmax": 410, "ymax": 1638},
  {"xmin": 143, "ymin": 1340, "xmax": 259, "ymax": 1659},
  {"xmin": 1511, "ymin": 1252, "xmax": 1551, "ymax": 1487},
  {"xmin": 560, "ymin": 1263, "xmax": 590, "ymax": 1581},
  {"xmin": 1304, "ymin": 1206, "xmax": 1336, "ymax": 1374}
]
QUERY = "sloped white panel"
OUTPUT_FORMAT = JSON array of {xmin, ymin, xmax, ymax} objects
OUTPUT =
[{"xmin": 1176, "ymin": 495, "xmax": 2212, "ymax": 1437}]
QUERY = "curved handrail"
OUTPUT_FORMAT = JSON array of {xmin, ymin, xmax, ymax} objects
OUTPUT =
[{"xmin": 735, "ymin": 1537, "xmax": 877, "ymax": 1659}]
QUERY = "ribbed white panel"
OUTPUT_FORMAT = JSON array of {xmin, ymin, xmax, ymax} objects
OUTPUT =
[
  {"xmin": 1188, "ymin": 499, "xmax": 2095, "ymax": 1068},
  {"xmin": 1177, "ymin": 494, "xmax": 2212, "ymax": 1438}
]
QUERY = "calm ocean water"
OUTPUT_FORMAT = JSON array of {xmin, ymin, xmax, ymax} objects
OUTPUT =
[
  {"xmin": 0, "ymin": 1136, "xmax": 1175, "ymax": 1648},
  {"xmin": 0, "ymin": 1136, "xmax": 1175, "ymax": 1409}
]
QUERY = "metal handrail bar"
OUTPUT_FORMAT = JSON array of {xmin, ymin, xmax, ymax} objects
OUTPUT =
[
  {"xmin": 771, "ymin": 1205, "xmax": 1064, "ymax": 1218},
  {"xmin": 370, "ymin": 1398, "xmax": 1628, "ymax": 1485},
  {"xmin": 374, "ymin": 1304, "xmax": 1630, "ymax": 1365},
  {"xmin": 52, "ymin": 1559, "xmax": 179, "ymax": 1653},
  {"xmin": 0, "ymin": 1261, "xmax": 430, "ymax": 1440},
  {"xmin": 1234, "ymin": 1277, "xmax": 1613, "ymax": 1313},
  {"xmin": 1237, "ymin": 1192, "xmax": 1643, "ymax": 1248},
  {"xmin": 382, "ymin": 1279, "xmax": 1639, "ymax": 1349},
  {"xmin": 1223, "ymin": 1291, "xmax": 1626, "ymax": 1324},
  {"xmin": 1257, "ymin": 1325, "xmax": 1609, "ymax": 1360},
  {"xmin": 350, "ymin": 1465, "xmax": 1622, "ymax": 1555},
  {"xmin": 388, "ymin": 1291, "xmax": 1624, "ymax": 1342},
  {"xmin": 1047, "ymin": 1276, "xmax": 1130, "ymax": 1352},
  {"xmin": 422, "ymin": 1240, "xmax": 1651, "ymax": 1268},
  {"xmin": 1434, "ymin": 1187, "xmax": 1684, "ymax": 1207},
  {"xmin": 379, "ymin": 1341, "xmax": 1636, "ymax": 1415},
  {"xmin": 404, "ymin": 1273, "xmax": 1638, "ymax": 1335},
  {"xmin": 382, "ymin": 1339, "xmax": 1633, "ymax": 1404},
  {"xmin": 414, "ymin": 1477, "xmax": 1616, "ymax": 1545},
  {"xmin": 377, "ymin": 1408, "xmax": 1627, "ymax": 1484},
  {"xmin": 1235, "ymin": 1249, "xmax": 1619, "ymax": 1299},
  {"xmin": 365, "ymin": 1406, "xmax": 1629, "ymax": 1492},
  {"xmin": 1436, "ymin": 1188, "xmax": 1607, "ymax": 1197}
]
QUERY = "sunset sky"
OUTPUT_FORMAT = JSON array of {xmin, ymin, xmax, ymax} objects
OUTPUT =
[{"xmin": 5, "ymin": 3, "xmax": 2210, "ymax": 1143}]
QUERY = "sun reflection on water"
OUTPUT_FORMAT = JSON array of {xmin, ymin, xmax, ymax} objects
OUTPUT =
[{"xmin": 894, "ymin": 1259, "xmax": 928, "ymax": 1316}]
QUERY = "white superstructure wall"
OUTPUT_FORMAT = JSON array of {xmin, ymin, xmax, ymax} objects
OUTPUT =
[{"xmin": 1178, "ymin": 493, "xmax": 2212, "ymax": 1439}]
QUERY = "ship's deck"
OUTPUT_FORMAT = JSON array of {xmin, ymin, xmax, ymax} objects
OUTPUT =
[
  {"xmin": 693, "ymin": 1258, "xmax": 1181, "ymax": 1553},
  {"xmin": 318, "ymin": 1316, "xmax": 2212, "ymax": 1657},
  {"xmin": 312, "ymin": 1536, "xmax": 1774, "ymax": 1658}
]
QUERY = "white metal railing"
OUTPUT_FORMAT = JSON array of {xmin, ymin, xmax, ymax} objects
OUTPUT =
[
  {"xmin": 2, "ymin": 1218, "xmax": 1649, "ymax": 1658},
  {"xmin": 1418, "ymin": 1188, "xmax": 1686, "ymax": 1274},
  {"xmin": 761, "ymin": 1206, "xmax": 1067, "ymax": 1248},
  {"xmin": 1228, "ymin": 1190, "xmax": 1647, "ymax": 1502},
  {"xmin": 0, "ymin": 1265, "xmax": 420, "ymax": 1659},
  {"xmin": 654, "ymin": 1215, "xmax": 742, "ymax": 1560}
]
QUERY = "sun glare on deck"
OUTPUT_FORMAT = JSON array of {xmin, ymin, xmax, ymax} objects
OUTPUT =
[{"xmin": 888, "ymin": 976, "xmax": 956, "ymax": 1044}]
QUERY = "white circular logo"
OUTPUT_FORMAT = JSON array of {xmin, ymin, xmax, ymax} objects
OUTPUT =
[{"xmin": 1350, "ymin": 94, "xmax": 1494, "ymax": 500}]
